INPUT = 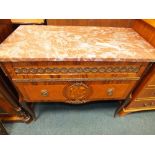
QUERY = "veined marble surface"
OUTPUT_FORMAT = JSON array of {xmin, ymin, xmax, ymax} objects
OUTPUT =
[{"xmin": 0, "ymin": 25, "xmax": 155, "ymax": 62}]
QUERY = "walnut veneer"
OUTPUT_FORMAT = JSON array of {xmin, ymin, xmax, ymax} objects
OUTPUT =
[{"xmin": 119, "ymin": 64, "xmax": 155, "ymax": 116}]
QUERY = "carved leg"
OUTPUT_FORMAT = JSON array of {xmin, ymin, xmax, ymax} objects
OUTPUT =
[{"xmin": 0, "ymin": 121, "xmax": 8, "ymax": 135}]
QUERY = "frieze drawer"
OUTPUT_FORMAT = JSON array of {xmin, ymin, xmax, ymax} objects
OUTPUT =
[
  {"xmin": 2, "ymin": 62, "xmax": 148, "ymax": 80},
  {"xmin": 15, "ymin": 81, "xmax": 136, "ymax": 103}
]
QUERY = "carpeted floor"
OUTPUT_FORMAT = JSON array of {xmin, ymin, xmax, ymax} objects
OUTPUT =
[{"xmin": 4, "ymin": 101, "xmax": 155, "ymax": 135}]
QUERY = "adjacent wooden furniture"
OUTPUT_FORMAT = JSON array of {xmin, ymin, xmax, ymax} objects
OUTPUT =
[
  {"xmin": 118, "ymin": 19, "xmax": 155, "ymax": 116},
  {"xmin": 0, "ymin": 121, "xmax": 8, "ymax": 135},
  {"xmin": 0, "ymin": 20, "xmax": 14, "ymax": 43},
  {"xmin": 119, "ymin": 64, "xmax": 155, "ymax": 116},
  {"xmin": 132, "ymin": 19, "xmax": 155, "ymax": 47},
  {"xmin": 142, "ymin": 19, "xmax": 155, "ymax": 28},
  {"xmin": 0, "ymin": 68, "xmax": 32, "ymax": 122},
  {"xmin": 11, "ymin": 19, "xmax": 45, "ymax": 24},
  {"xmin": 0, "ymin": 20, "xmax": 34, "ymax": 125}
]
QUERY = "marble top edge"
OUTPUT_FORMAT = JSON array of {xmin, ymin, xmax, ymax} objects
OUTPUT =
[
  {"xmin": 0, "ymin": 25, "xmax": 155, "ymax": 62},
  {"xmin": 17, "ymin": 25, "xmax": 134, "ymax": 29},
  {"xmin": 1, "ymin": 57, "xmax": 155, "ymax": 63}
]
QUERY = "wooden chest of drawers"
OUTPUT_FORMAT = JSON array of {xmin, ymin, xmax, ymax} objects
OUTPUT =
[
  {"xmin": 0, "ymin": 25, "xmax": 154, "ymax": 108},
  {"xmin": 1, "ymin": 61, "xmax": 148, "ymax": 104},
  {"xmin": 119, "ymin": 64, "xmax": 155, "ymax": 116}
]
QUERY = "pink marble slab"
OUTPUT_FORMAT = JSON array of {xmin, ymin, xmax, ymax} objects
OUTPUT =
[{"xmin": 0, "ymin": 25, "xmax": 155, "ymax": 62}]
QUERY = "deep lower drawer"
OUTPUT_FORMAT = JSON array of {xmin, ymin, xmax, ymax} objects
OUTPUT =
[{"xmin": 15, "ymin": 81, "xmax": 136, "ymax": 103}]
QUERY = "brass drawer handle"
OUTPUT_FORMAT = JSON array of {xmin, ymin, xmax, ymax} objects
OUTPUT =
[
  {"xmin": 144, "ymin": 102, "xmax": 155, "ymax": 107},
  {"xmin": 40, "ymin": 90, "xmax": 49, "ymax": 97},
  {"xmin": 144, "ymin": 103, "xmax": 148, "ymax": 107},
  {"xmin": 107, "ymin": 88, "xmax": 114, "ymax": 96}
]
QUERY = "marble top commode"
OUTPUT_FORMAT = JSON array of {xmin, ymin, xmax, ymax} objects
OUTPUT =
[{"xmin": 0, "ymin": 25, "xmax": 155, "ymax": 62}]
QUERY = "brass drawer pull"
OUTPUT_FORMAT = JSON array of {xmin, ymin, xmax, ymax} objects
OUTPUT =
[
  {"xmin": 40, "ymin": 90, "xmax": 49, "ymax": 97},
  {"xmin": 107, "ymin": 88, "xmax": 114, "ymax": 96},
  {"xmin": 143, "ymin": 102, "xmax": 155, "ymax": 107},
  {"xmin": 144, "ymin": 103, "xmax": 148, "ymax": 107}
]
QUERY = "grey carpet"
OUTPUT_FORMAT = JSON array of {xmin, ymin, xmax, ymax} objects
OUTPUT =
[{"xmin": 4, "ymin": 101, "xmax": 155, "ymax": 135}]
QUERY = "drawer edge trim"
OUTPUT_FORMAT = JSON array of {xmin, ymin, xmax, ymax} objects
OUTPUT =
[
  {"xmin": 13, "ymin": 77, "xmax": 140, "ymax": 82},
  {"xmin": 123, "ymin": 107, "xmax": 155, "ymax": 112},
  {"xmin": 135, "ymin": 97, "xmax": 155, "ymax": 101}
]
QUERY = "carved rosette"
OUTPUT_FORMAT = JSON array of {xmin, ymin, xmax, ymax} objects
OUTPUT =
[{"xmin": 63, "ymin": 82, "xmax": 92, "ymax": 104}]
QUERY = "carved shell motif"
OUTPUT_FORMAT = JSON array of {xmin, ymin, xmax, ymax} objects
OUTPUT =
[{"xmin": 63, "ymin": 82, "xmax": 92, "ymax": 104}]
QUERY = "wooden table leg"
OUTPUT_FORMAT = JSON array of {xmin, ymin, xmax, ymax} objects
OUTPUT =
[
  {"xmin": 114, "ymin": 94, "xmax": 132, "ymax": 117},
  {"xmin": 21, "ymin": 102, "xmax": 36, "ymax": 122},
  {"xmin": 118, "ymin": 108, "xmax": 130, "ymax": 117},
  {"xmin": 0, "ymin": 121, "xmax": 8, "ymax": 135}
]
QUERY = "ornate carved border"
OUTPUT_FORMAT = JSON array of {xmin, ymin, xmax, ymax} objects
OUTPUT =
[{"xmin": 14, "ymin": 66, "xmax": 141, "ymax": 74}]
